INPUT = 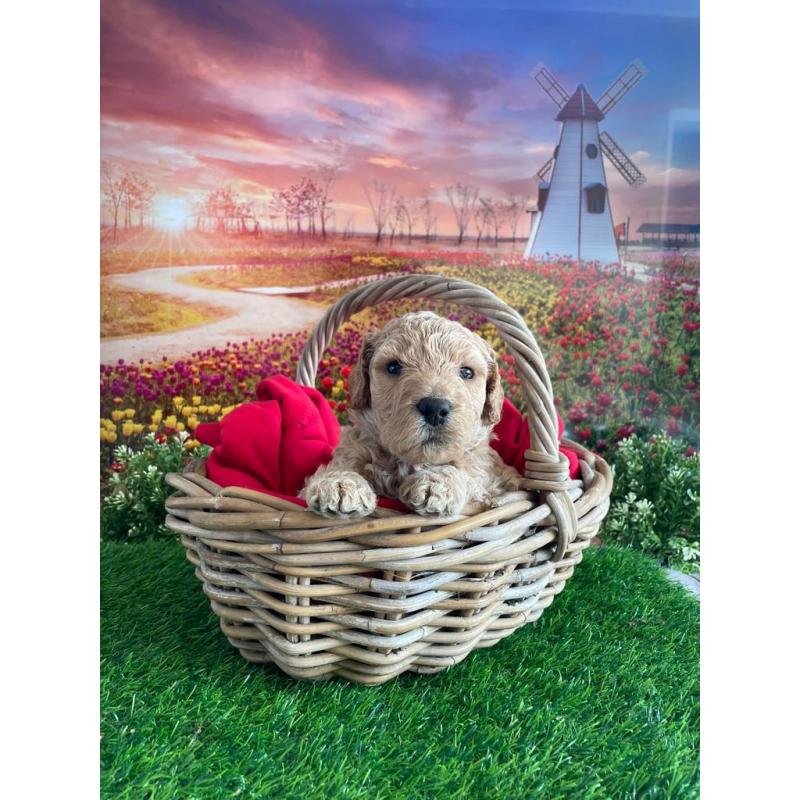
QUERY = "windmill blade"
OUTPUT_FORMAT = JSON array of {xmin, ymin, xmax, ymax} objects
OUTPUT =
[
  {"xmin": 535, "ymin": 157, "xmax": 554, "ymax": 182},
  {"xmin": 599, "ymin": 131, "xmax": 646, "ymax": 187},
  {"xmin": 532, "ymin": 64, "xmax": 570, "ymax": 108},
  {"xmin": 596, "ymin": 60, "xmax": 648, "ymax": 115}
]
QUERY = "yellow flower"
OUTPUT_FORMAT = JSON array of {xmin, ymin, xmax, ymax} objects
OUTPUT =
[
  {"xmin": 151, "ymin": 409, "xmax": 163, "ymax": 424},
  {"xmin": 133, "ymin": 423, "xmax": 144, "ymax": 434},
  {"xmin": 220, "ymin": 405, "xmax": 235, "ymax": 418},
  {"xmin": 100, "ymin": 429, "xmax": 108, "ymax": 442},
  {"xmin": 164, "ymin": 415, "xmax": 177, "ymax": 428},
  {"xmin": 148, "ymin": 424, "xmax": 158, "ymax": 432},
  {"xmin": 111, "ymin": 410, "xmax": 124, "ymax": 421},
  {"xmin": 198, "ymin": 405, "xmax": 208, "ymax": 414},
  {"xmin": 125, "ymin": 408, "xmax": 136, "ymax": 419},
  {"xmin": 184, "ymin": 438, "xmax": 201, "ymax": 450},
  {"xmin": 331, "ymin": 386, "xmax": 341, "ymax": 398},
  {"xmin": 208, "ymin": 404, "xmax": 221, "ymax": 415},
  {"xmin": 176, "ymin": 422, "xmax": 185, "ymax": 432},
  {"xmin": 106, "ymin": 431, "xmax": 118, "ymax": 443},
  {"xmin": 192, "ymin": 395, "xmax": 202, "ymax": 405},
  {"xmin": 122, "ymin": 421, "xmax": 135, "ymax": 437},
  {"xmin": 173, "ymin": 397, "xmax": 185, "ymax": 409},
  {"xmin": 187, "ymin": 416, "xmax": 199, "ymax": 431}
]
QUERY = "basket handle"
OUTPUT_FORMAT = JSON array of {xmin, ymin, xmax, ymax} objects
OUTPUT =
[{"xmin": 295, "ymin": 274, "xmax": 577, "ymax": 555}]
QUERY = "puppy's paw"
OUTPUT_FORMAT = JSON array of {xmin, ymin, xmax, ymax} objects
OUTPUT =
[
  {"xmin": 302, "ymin": 471, "xmax": 377, "ymax": 518},
  {"xmin": 399, "ymin": 469, "xmax": 468, "ymax": 516}
]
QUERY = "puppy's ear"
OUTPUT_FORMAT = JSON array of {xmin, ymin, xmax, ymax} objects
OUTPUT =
[
  {"xmin": 349, "ymin": 332, "xmax": 376, "ymax": 410},
  {"xmin": 482, "ymin": 353, "xmax": 505, "ymax": 426}
]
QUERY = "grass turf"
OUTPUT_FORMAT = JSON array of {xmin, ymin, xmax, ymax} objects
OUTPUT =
[
  {"xmin": 101, "ymin": 541, "xmax": 699, "ymax": 799},
  {"xmin": 100, "ymin": 283, "xmax": 228, "ymax": 338}
]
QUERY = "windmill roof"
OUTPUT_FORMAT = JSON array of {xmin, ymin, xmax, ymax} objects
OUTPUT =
[{"xmin": 556, "ymin": 85, "xmax": 605, "ymax": 121}]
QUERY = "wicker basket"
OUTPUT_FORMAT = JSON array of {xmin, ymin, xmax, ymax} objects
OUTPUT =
[{"xmin": 165, "ymin": 274, "xmax": 612, "ymax": 684}]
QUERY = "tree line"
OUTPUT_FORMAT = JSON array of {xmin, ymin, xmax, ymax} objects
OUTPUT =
[
  {"xmin": 364, "ymin": 181, "xmax": 527, "ymax": 246},
  {"xmin": 101, "ymin": 161, "xmax": 156, "ymax": 236},
  {"xmin": 102, "ymin": 158, "xmax": 530, "ymax": 245}
]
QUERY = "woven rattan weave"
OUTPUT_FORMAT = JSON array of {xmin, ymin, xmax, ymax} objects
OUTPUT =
[{"xmin": 165, "ymin": 274, "xmax": 612, "ymax": 684}]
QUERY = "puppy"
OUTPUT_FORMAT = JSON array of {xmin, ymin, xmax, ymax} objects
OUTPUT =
[{"xmin": 301, "ymin": 311, "xmax": 520, "ymax": 518}]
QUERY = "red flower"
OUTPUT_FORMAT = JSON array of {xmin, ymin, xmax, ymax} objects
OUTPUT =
[
  {"xmin": 341, "ymin": 365, "xmax": 352, "ymax": 378},
  {"xmin": 577, "ymin": 427, "xmax": 592, "ymax": 441},
  {"xmin": 645, "ymin": 391, "xmax": 661, "ymax": 406},
  {"xmin": 321, "ymin": 377, "xmax": 334, "ymax": 389},
  {"xmin": 616, "ymin": 424, "xmax": 636, "ymax": 441},
  {"xmin": 569, "ymin": 407, "xmax": 588, "ymax": 424},
  {"xmin": 677, "ymin": 364, "xmax": 688, "ymax": 376}
]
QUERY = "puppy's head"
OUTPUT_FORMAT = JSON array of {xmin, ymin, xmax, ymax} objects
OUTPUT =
[{"xmin": 349, "ymin": 311, "xmax": 504, "ymax": 465}]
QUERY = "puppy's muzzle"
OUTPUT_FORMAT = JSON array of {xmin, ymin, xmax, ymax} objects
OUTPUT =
[{"xmin": 416, "ymin": 396, "xmax": 451, "ymax": 427}]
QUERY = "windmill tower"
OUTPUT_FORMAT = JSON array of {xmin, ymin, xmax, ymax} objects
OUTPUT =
[{"xmin": 524, "ymin": 62, "xmax": 647, "ymax": 264}]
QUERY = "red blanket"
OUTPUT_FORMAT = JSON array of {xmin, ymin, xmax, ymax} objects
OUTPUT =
[{"xmin": 196, "ymin": 375, "xmax": 579, "ymax": 508}]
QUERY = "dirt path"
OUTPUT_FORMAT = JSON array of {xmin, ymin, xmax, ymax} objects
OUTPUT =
[{"xmin": 101, "ymin": 265, "xmax": 326, "ymax": 363}]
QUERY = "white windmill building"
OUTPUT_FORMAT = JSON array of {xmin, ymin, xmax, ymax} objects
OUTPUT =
[{"xmin": 524, "ymin": 62, "xmax": 647, "ymax": 264}]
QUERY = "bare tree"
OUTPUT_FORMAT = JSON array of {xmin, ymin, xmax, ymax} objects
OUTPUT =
[
  {"xmin": 311, "ymin": 164, "xmax": 339, "ymax": 239},
  {"xmin": 134, "ymin": 176, "xmax": 155, "ymax": 228},
  {"xmin": 388, "ymin": 196, "xmax": 407, "ymax": 245},
  {"xmin": 504, "ymin": 194, "xmax": 527, "ymax": 246},
  {"xmin": 445, "ymin": 183, "xmax": 479, "ymax": 245},
  {"xmin": 268, "ymin": 191, "xmax": 289, "ymax": 232},
  {"xmin": 342, "ymin": 212, "xmax": 356, "ymax": 239},
  {"xmin": 101, "ymin": 160, "xmax": 124, "ymax": 238},
  {"xmin": 196, "ymin": 186, "xmax": 257, "ymax": 235},
  {"xmin": 488, "ymin": 199, "xmax": 502, "ymax": 246},
  {"xmin": 474, "ymin": 198, "xmax": 493, "ymax": 247},
  {"xmin": 419, "ymin": 196, "xmax": 437, "ymax": 243},
  {"xmin": 364, "ymin": 181, "xmax": 396, "ymax": 243},
  {"xmin": 405, "ymin": 199, "xmax": 420, "ymax": 243},
  {"xmin": 119, "ymin": 172, "xmax": 137, "ymax": 230}
]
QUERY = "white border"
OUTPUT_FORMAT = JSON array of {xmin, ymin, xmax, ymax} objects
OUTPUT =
[
  {"xmin": 702, "ymin": 1, "xmax": 799, "ymax": 796},
  {"xmin": 2, "ymin": 1, "xmax": 99, "ymax": 795}
]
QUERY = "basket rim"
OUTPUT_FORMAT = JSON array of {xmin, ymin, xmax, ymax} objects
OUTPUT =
[{"xmin": 166, "ymin": 438, "xmax": 612, "ymax": 560}]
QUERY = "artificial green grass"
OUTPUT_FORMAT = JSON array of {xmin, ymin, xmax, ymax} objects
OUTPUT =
[{"xmin": 101, "ymin": 541, "xmax": 699, "ymax": 800}]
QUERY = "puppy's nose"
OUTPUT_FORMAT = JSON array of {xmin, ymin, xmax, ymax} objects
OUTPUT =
[{"xmin": 417, "ymin": 396, "xmax": 452, "ymax": 427}]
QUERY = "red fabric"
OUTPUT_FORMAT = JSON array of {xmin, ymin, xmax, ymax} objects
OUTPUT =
[
  {"xmin": 196, "ymin": 375, "xmax": 339, "ymax": 501},
  {"xmin": 196, "ymin": 377, "xmax": 580, "ymax": 507},
  {"xmin": 490, "ymin": 398, "xmax": 580, "ymax": 480}
]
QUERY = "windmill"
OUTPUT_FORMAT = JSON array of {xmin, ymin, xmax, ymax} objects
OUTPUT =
[{"xmin": 524, "ymin": 62, "xmax": 647, "ymax": 264}]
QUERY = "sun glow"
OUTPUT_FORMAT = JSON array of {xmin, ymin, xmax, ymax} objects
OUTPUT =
[{"xmin": 153, "ymin": 196, "xmax": 191, "ymax": 231}]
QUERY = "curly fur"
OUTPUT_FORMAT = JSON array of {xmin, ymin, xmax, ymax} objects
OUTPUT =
[{"xmin": 300, "ymin": 311, "xmax": 521, "ymax": 517}]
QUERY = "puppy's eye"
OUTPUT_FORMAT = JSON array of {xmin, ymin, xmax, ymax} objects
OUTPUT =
[
  {"xmin": 386, "ymin": 360, "xmax": 403, "ymax": 375},
  {"xmin": 459, "ymin": 366, "xmax": 474, "ymax": 380}
]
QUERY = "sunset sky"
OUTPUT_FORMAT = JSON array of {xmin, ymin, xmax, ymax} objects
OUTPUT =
[{"xmin": 100, "ymin": 0, "xmax": 699, "ymax": 237}]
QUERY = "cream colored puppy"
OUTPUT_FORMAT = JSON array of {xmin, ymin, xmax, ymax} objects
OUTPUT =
[{"xmin": 301, "ymin": 311, "xmax": 520, "ymax": 518}]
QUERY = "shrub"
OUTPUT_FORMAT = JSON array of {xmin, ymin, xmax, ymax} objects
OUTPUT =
[
  {"xmin": 603, "ymin": 433, "xmax": 700, "ymax": 571},
  {"xmin": 101, "ymin": 433, "xmax": 209, "ymax": 541}
]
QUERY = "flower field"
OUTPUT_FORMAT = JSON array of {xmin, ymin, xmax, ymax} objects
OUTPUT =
[
  {"xmin": 179, "ymin": 253, "xmax": 413, "ymax": 291},
  {"xmin": 100, "ymin": 251, "xmax": 699, "ymax": 470}
]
